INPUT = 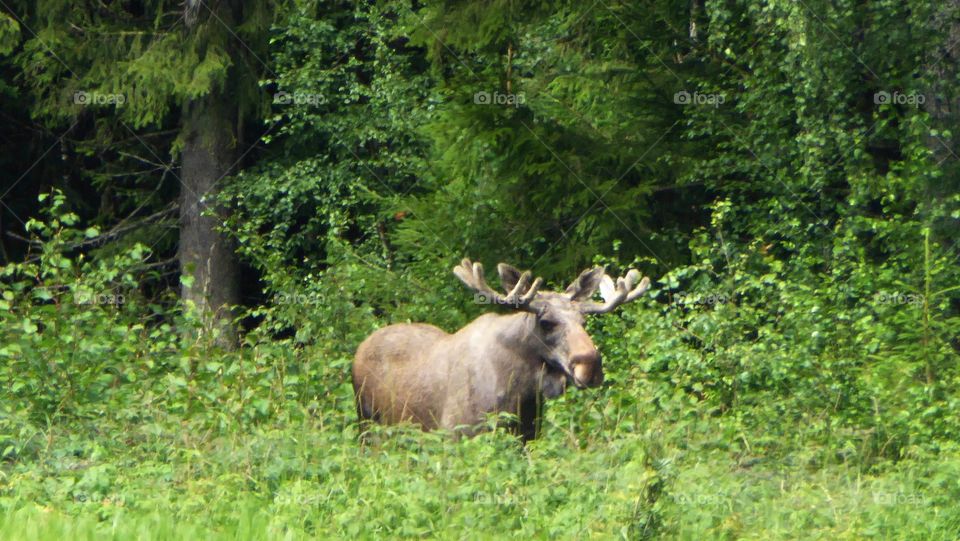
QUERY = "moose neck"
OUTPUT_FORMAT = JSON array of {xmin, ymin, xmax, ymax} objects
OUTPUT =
[{"xmin": 493, "ymin": 312, "xmax": 542, "ymax": 359}]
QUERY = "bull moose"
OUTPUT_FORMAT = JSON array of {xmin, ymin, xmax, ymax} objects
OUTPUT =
[{"xmin": 352, "ymin": 258, "xmax": 651, "ymax": 441}]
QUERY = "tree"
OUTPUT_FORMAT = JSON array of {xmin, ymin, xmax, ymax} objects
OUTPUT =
[
  {"xmin": 7, "ymin": 0, "xmax": 273, "ymax": 346},
  {"xmin": 177, "ymin": 0, "xmax": 248, "ymax": 347}
]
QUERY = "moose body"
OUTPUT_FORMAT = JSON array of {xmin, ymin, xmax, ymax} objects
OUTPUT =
[{"xmin": 353, "ymin": 259, "xmax": 650, "ymax": 440}]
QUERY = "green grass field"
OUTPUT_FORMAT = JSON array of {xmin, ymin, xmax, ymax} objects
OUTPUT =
[{"xmin": 3, "ymin": 376, "xmax": 957, "ymax": 540}]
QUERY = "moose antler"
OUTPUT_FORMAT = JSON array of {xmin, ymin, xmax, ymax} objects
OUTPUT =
[
  {"xmin": 579, "ymin": 269, "xmax": 651, "ymax": 314},
  {"xmin": 453, "ymin": 258, "xmax": 543, "ymax": 310}
]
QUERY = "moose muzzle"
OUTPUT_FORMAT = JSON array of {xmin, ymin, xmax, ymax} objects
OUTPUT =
[{"xmin": 570, "ymin": 349, "xmax": 603, "ymax": 388}]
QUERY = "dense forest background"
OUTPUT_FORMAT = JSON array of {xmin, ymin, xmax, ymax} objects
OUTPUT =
[{"xmin": 1, "ymin": 0, "xmax": 959, "ymax": 538}]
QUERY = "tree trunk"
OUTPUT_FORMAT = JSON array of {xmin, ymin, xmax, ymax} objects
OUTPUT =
[{"xmin": 179, "ymin": 93, "xmax": 240, "ymax": 348}]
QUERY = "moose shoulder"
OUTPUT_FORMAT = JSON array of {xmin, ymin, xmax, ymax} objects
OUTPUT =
[{"xmin": 352, "ymin": 258, "xmax": 651, "ymax": 441}]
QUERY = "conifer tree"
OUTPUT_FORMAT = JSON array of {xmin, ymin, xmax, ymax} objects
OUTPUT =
[{"xmin": 7, "ymin": 0, "xmax": 273, "ymax": 345}]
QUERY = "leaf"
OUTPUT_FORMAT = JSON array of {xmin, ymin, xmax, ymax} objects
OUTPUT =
[{"xmin": 22, "ymin": 319, "xmax": 38, "ymax": 334}]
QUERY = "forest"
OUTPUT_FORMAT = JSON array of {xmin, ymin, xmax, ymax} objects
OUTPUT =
[{"xmin": 1, "ymin": 0, "xmax": 959, "ymax": 538}]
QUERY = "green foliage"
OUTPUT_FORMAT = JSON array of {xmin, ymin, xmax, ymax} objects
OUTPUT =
[
  {"xmin": 0, "ymin": 192, "xmax": 338, "ymax": 431},
  {"xmin": 3, "ymin": 186, "xmax": 959, "ymax": 537},
  {"xmin": 14, "ymin": 0, "xmax": 273, "ymax": 127},
  {"xmin": 0, "ymin": 11, "xmax": 18, "ymax": 56},
  {"xmin": 402, "ymin": 0, "xmax": 685, "ymax": 275},
  {"xmin": 2, "ymin": 0, "xmax": 960, "ymax": 538},
  {"xmin": 220, "ymin": 1, "xmax": 463, "ymax": 341},
  {"xmin": 0, "ymin": 192, "xmax": 160, "ymax": 421},
  {"xmin": 222, "ymin": 0, "xmax": 960, "ymax": 460}
]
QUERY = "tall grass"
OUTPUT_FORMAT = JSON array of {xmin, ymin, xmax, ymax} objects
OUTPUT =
[{"xmin": 3, "ymin": 379, "xmax": 958, "ymax": 540}]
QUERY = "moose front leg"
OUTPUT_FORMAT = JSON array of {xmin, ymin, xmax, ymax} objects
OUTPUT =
[{"xmin": 516, "ymin": 394, "xmax": 542, "ymax": 442}]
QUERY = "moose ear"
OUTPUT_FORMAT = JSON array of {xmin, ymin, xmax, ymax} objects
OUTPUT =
[
  {"xmin": 497, "ymin": 263, "xmax": 524, "ymax": 292},
  {"xmin": 564, "ymin": 267, "xmax": 605, "ymax": 302}
]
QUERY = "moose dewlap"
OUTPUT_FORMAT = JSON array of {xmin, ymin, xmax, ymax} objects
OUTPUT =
[{"xmin": 352, "ymin": 258, "xmax": 651, "ymax": 441}]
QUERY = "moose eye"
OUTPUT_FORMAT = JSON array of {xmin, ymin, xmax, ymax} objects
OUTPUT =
[{"xmin": 538, "ymin": 319, "xmax": 558, "ymax": 333}]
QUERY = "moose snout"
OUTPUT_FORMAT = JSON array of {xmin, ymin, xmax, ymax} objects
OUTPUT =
[{"xmin": 570, "ymin": 349, "xmax": 603, "ymax": 388}]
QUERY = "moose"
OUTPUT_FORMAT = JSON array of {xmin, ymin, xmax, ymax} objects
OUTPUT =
[{"xmin": 352, "ymin": 258, "xmax": 651, "ymax": 440}]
